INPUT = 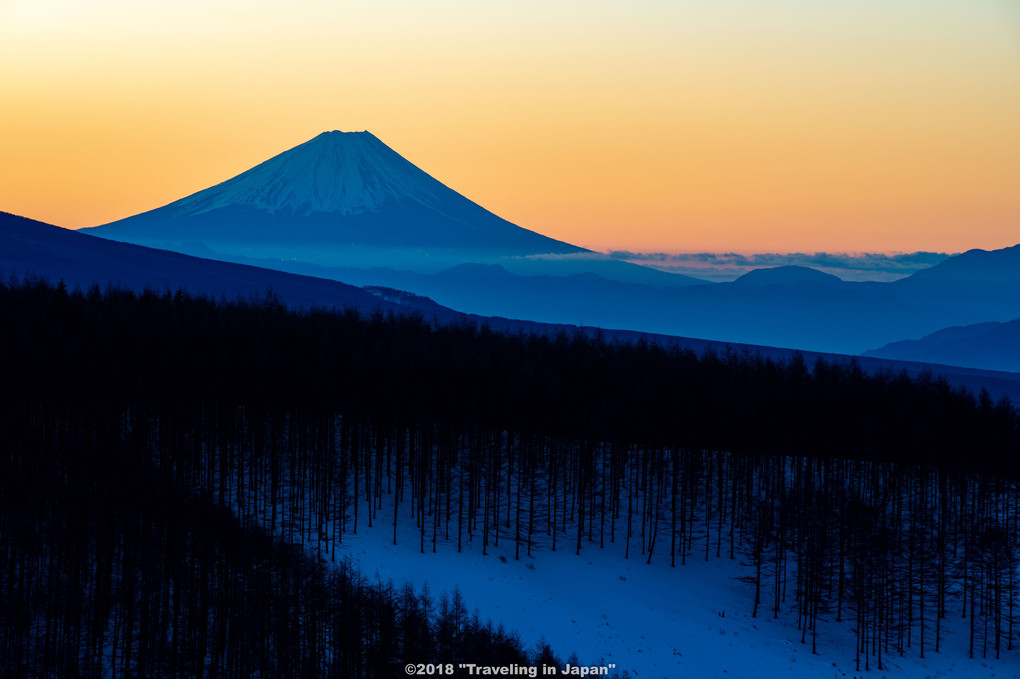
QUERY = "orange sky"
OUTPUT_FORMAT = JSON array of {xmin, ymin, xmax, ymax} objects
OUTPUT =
[{"xmin": 1, "ymin": 1, "xmax": 1018, "ymax": 253}]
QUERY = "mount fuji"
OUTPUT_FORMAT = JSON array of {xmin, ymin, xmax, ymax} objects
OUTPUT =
[
  {"xmin": 84, "ymin": 131, "xmax": 704, "ymax": 284},
  {"xmin": 85, "ymin": 131, "xmax": 582, "ymax": 266}
]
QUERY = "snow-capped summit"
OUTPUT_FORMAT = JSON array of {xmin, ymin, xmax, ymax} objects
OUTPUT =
[
  {"xmin": 172, "ymin": 131, "xmax": 463, "ymax": 218},
  {"xmin": 85, "ymin": 131, "xmax": 582, "ymax": 259}
]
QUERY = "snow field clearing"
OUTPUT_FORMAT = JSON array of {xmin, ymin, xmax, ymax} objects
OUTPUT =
[{"xmin": 332, "ymin": 496, "xmax": 1012, "ymax": 679}]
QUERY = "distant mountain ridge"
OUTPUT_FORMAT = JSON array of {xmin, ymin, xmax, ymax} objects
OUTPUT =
[
  {"xmin": 8, "ymin": 209, "xmax": 1020, "ymax": 402},
  {"xmin": 888, "ymin": 244, "xmax": 1020, "ymax": 320},
  {"xmin": 69, "ymin": 129, "xmax": 1020, "ymax": 366},
  {"xmin": 864, "ymin": 319, "xmax": 1020, "ymax": 373},
  {"xmin": 131, "ymin": 232, "xmax": 1020, "ymax": 360},
  {"xmin": 901, "ymin": 244, "xmax": 1020, "ymax": 285},
  {"xmin": 732, "ymin": 265, "xmax": 842, "ymax": 287}
]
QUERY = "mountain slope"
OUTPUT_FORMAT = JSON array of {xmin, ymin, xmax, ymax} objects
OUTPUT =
[
  {"xmin": 889, "ymin": 244, "xmax": 1020, "ymax": 320},
  {"xmin": 864, "ymin": 319, "xmax": 1020, "ymax": 372},
  {"xmin": 900, "ymin": 244, "xmax": 1020, "ymax": 285},
  {"xmin": 0, "ymin": 210, "xmax": 446, "ymax": 316},
  {"xmin": 84, "ymin": 131, "xmax": 582, "ymax": 258}
]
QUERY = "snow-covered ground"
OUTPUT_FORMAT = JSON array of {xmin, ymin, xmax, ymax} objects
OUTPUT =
[{"xmin": 337, "ymin": 504, "xmax": 1017, "ymax": 679}]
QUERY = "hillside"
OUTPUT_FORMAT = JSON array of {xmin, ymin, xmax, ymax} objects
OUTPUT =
[
  {"xmin": 864, "ymin": 319, "xmax": 1020, "ymax": 372},
  {"xmin": 0, "ymin": 210, "xmax": 442, "ymax": 316}
]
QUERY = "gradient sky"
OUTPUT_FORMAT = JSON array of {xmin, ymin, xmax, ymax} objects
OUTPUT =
[{"xmin": 2, "ymin": 1, "xmax": 1018, "ymax": 253}]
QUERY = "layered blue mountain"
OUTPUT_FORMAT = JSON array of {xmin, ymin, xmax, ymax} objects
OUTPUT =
[
  {"xmin": 888, "ymin": 244, "xmax": 1020, "ymax": 319},
  {"xmin": 864, "ymin": 319, "xmax": 1020, "ymax": 373},
  {"xmin": 80, "ymin": 130, "xmax": 1020, "ymax": 363},
  {"xmin": 6, "ymin": 209, "xmax": 1020, "ymax": 401},
  {"xmin": 175, "ymin": 252, "xmax": 1008, "ymax": 356}
]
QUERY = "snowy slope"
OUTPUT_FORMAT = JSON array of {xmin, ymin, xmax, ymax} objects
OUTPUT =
[{"xmin": 337, "ymin": 490, "xmax": 1014, "ymax": 679}]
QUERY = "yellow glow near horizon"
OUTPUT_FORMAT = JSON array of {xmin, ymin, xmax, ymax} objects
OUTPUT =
[{"xmin": 1, "ymin": 1, "xmax": 1018, "ymax": 253}]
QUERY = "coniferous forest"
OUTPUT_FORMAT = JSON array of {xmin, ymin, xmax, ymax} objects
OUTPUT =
[{"xmin": 2, "ymin": 277, "xmax": 1019, "ymax": 676}]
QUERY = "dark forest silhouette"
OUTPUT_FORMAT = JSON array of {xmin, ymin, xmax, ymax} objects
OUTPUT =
[{"xmin": 1, "ymin": 277, "xmax": 1017, "ymax": 676}]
